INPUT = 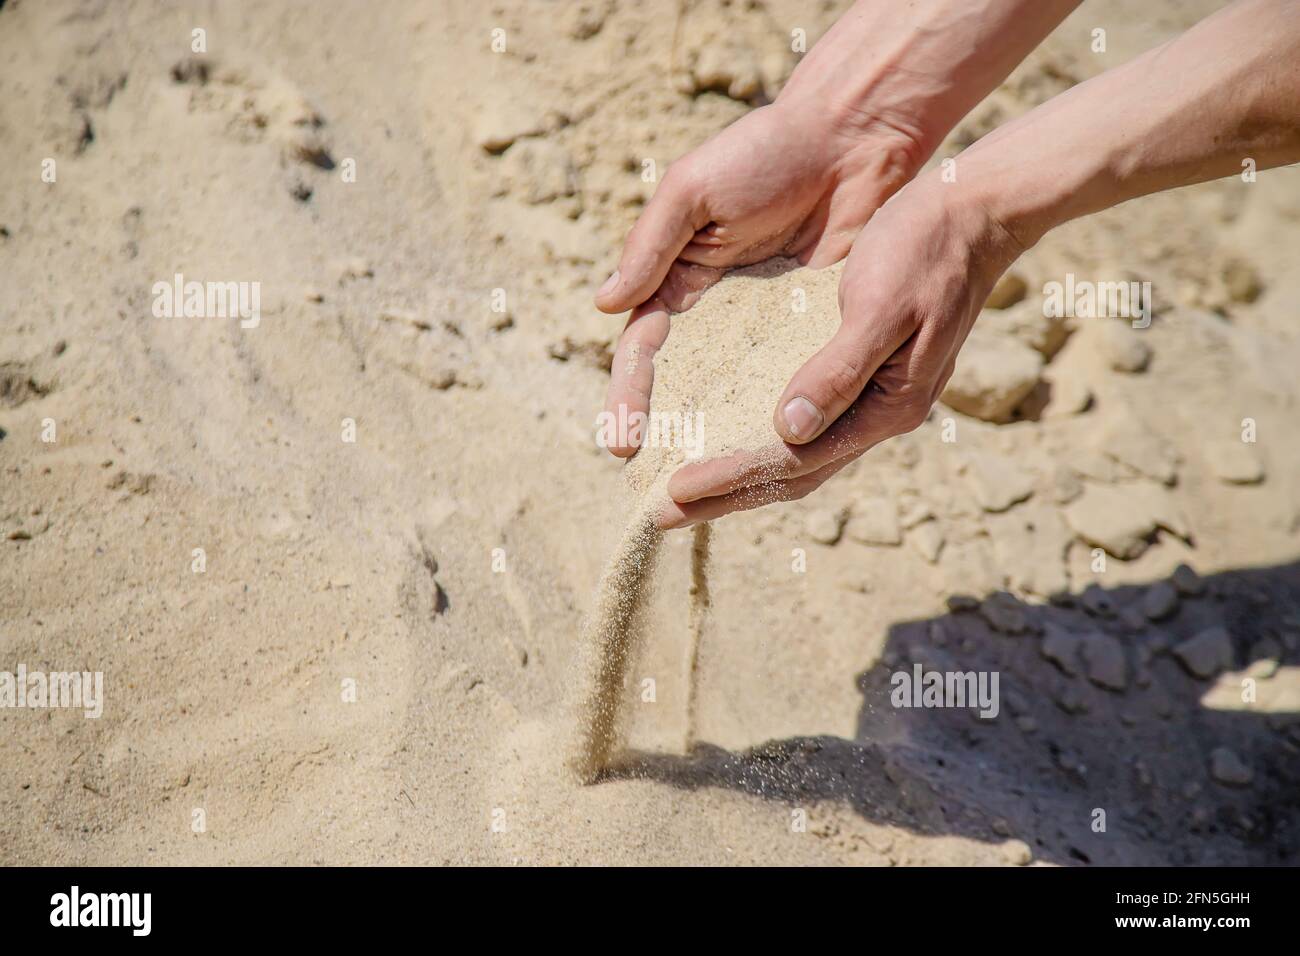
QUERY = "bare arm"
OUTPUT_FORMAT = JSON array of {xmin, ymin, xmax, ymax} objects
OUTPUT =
[
  {"xmin": 778, "ymin": 0, "xmax": 1084, "ymax": 160},
  {"xmin": 664, "ymin": 0, "xmax": 1300, "ymax": 526},
  {"xmin": 959, "ymin": 0, "xmax": 1300, "ymax": 249},
  {"xmin": 596, "ymin": 0, "xmax": 1080, "ymax": 457}
]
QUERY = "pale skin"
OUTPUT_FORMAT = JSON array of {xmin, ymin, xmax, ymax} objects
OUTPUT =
[{"xmin": 595, "ymin": 0, "xmax": 1300, "ymax": 529}]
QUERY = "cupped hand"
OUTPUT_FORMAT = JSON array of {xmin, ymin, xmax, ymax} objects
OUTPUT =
[
  {"xmin": 597, "ymin": 100, "xmax": 926, "ymax": 458},
  {"xmin": 659, "ymin": 182, "xmax": 1024, "ymax": 529}
]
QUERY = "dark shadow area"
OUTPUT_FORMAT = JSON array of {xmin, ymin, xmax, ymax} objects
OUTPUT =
[{"xmin": 608, "ymin": 561, "xmax": 1300, "ymax": 865}]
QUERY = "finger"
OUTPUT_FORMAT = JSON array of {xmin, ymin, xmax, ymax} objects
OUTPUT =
[
  {"xmin": 659, "ymin": 455, "xmax": 858, "ymax": 529},
  {"xmin": 691, "ymin": 223, "xmax": 731, "ymax": 245},
  {"xmin": 677, "ymin": 230, "xmax": 791, "ymax": 269},
  {"xmin": 668, "ymin": 393, "xmax": 871, "ymax": 502},
  {"xmin": 798, "ymin": 232, "xmax": 853, "ymax": 268},
  {"xmin": 667, "ymin": 440, "xmax": 825, "ymax": 504},
  {"xmin": 602, "ymin": 301, "xmax": 671, "ymax": 458},
  {"xmin": 669, "ymin": 362, "xmax": 932, "ymax": 503},
  {"xmin": 773, "ymin": 307, "xmax": 916, "ymax": 445},
  {"xmin": 655, "ymin": 260, "xmax": 725, "ymax": 314},
  {"xmin": 788, "ymin": 193, "xmax": 835, "ymax": 265},
  {"xmin": 595, "ymin": 169, "xmax": 706, "ymax": 314},
  {"xmin": 797, "ymin": 210, "xmax": 857, "ymax": 268},
  {"xmin": 798, "ymin": 167, "xmax": 898, "ymax": 268}
]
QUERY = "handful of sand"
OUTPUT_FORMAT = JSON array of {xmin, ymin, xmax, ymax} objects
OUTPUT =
[{"xmin": 569, "ymin": 258, "xmax": 843, "ymax": 781}]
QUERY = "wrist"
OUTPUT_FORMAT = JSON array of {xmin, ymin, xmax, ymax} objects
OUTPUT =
[
  {"xmin": 890, "ymin": 173, "xmax": 1028, "ymax": 290},
  {"xmin": 774, "ymin": 45, "xmax": 942, "ymax": 166},
  {"xmin": 940, "ymin": 97, "xmax": 1124, "ymax": 253},
  {"xmin": 776, "ymin": 0, "xmax": 1084, "ymax": 172}
]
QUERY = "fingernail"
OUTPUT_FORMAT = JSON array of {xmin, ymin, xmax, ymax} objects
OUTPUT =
[
  {"xmin": 782, "ymin": 396, "xmax": 823, "ymax": 440},
  {"xmin": 598, "ymin": 270, "xmax": 620, "ymax": 298}
]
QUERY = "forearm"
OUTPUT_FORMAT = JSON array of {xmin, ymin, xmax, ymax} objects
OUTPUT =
[
  {"xmin": 777, "ymin": 0, "xmax": 1083, "ymax": 155},
  {"xmin": 953, "ymin": 0, "xmax": 1300, "ymax": 248}
]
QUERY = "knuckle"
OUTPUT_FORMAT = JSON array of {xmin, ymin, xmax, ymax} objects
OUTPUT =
[
  {"xmin": 874, "ymin": 386, "xmax": 930, "ymax": 435},
  {"xmin": 659, "ymin": 162, "xmax": 696, "ymax": 200},
  {"xmin": 821, "ymin": 354, "xmax": 868, "ymax": 409},
  {"xmin": 895, "ymin": 401, "xmax": 931, "ymax": 434},
  {"xmin": 836, "ymin": 282, "xmax": 863, "ymax": 319}
]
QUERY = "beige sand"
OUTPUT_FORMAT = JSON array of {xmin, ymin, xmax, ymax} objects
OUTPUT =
[
  {"xmin": 2, "ymin": 0, "xmax": 1298, "ymax": 866},
  {"xmin": 570, "ymin": 260, "xmax": 839, "ymax": 780},
  {"xmin": 568, "ymin": 492, "xmax": 664, "ymax": 781}
]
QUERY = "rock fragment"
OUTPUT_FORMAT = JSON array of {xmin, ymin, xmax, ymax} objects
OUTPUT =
[
  {"xmin": 474, "ymin": 102, "xmax": 547, "ymax": 153},
  {"xmin": 1080, "ymin": 632, "xmax": 1127, "ymax": 690},
  {"xmin": 940, "ymin": 330, "xmax": 1043, "ymax": 423},
  {"xmin": 1063, "ymin": 484, "xmax": 1163, "ymax": 559},
  {"xmin": 909, "ymin": 521, "xmax": 945, "ymax": 564},
  {"xmin": 1209, "ymin": 747, "xmax": 1253, "ymax": 787},
  {"xmin": 1142, "ymin": 581, "xmax": 1179, "ymax": 621},
  {"xmin": 1222, "ymin": 259, "xmax": 1262, "ymax": 304},
  {"xmin": 1049, "ymin": 467, "xmax": 1085, "ymax": 505},
  {"xmin": 1096, "ymin": 322, "xmax": 1152, "ymax": 372},
  {"xmin": 1000, "ymin": 839, "xmax": 1033, "ymax": 865},
  {"xmin": 1080, "ymin": 584, "xmax": 1116, "ymax": 618},
  {"xmin": 988, "ymin": 504, "xmax": 1071, "ymax": 597},
  {"xmin": 980, "ymin": 298, "xmax": 1072, "ymax": 358},
  {"xmin": 1040, "ymin": 624, "xmax": 1081, "ymax": 675},
  {"xmin": 900, "ymin": 502, "xmax": 934, "ymax": 530},
  {"xmin": 1173, "ymin": 626, "xmax": 1234, "ymax": 678},
  {"xmin": 1205, "ymin": 439, "xmax": 1265, "ymax": 485},
  {"xmin": 1171, "ymin": 564, "xmax": 1205, "ymax": 596},
  {"xmin": 1054, "ymin": 681, "xmax": 1089, "ymax": 714},
  {"xmin": 1041, "ymin": 369, "xmax": 1093, "ymax": 418},
  {"xmin": 985, "ymin": 272, "xmax": 1028, "ymax": 310},
  {"xmin": 980, "ymin": 592, "xmax": 1028, "ymax": 634},
  {"xmin": 1093, "ymin": 418, "xmax": 1179, "ymax": 486},
  {"xmin": 846, "ymin": 498, "xmax": 901, "ymax": 546},
  {"xmin": 960, "ymin": 450, "xmax": 1035, "ymax": 513},
  {"xmin": 806, "ymin": 508, "xmax": 846, "ymax": 545}
]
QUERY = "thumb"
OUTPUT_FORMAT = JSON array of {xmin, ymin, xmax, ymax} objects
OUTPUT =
[
  {"xmin": 595, "ymin": 169, "xmax": 704, "ymax": 314},
  {"xmin": 773, "ymin": 317, "xmax": 912, "ymax": 444}
]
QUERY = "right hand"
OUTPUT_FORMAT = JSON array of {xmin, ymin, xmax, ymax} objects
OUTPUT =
[
  {"xmin": 596, "ymin": 100, "xmax": 927, "ymax": 457},
  {"xmin": 659, "ymin": 177, "xmax": 1023, "ymax": 527}
]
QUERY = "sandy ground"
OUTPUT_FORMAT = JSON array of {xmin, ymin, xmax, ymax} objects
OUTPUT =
[{"xmin": 1, "ymin": 0, "xmax": 1298, "ymax": 865}]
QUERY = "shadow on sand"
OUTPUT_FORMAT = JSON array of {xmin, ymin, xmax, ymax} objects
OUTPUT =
[{"xmin": 606, "ymin": 562, "xmax": 1300, "ymax": 865}]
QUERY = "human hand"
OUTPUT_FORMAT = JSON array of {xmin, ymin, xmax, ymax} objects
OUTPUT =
[
  {"xmin": 596, "ymin": 101, "xmax": 926, "ymax": 458},
  {"xmin": 659, "ymin": 181, "xmax": 1023, "ymax": 528},
  {"xmin": 596, "ymin": 0, "xmax": 1084, "ymax": 459},
  {"xmin": 594, "ymin": 100, "xmax": 925, "ymax": 316},
  {"xmin": 659, "ymin": 0, "xmax": 1300, "ymax": 529}
]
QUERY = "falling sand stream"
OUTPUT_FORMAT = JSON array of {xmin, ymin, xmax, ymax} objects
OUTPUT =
[{"xmin": 568, "ymin": 259, "xmax": 841, "ymax": 782}]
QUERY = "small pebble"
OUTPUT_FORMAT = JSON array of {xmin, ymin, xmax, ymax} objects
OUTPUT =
[
  {"xmin": 1080, "ymin": 584, "xmax": 1115, "ymax": 618},
  {"xmin": 1000, "ymin": 839, "xmax": 1033, "ymax": 866},
  {"xmin": 1173, "ymin": 626, "xmax": 1234, "ymax": 679},
  {"xmin": 1097, "ymin": 321, "xmax": 1152, "ymax": 373},
  {"xmin": 946, "ymin": 594, "xmax": 980, "ymax": 613},
  {"xmin": 1142, "ymin": 581, "xmax": 1180, "ymax": 620},
  {"xmin": 1170, "ymin": 564, "xmax": 1206, "ymax": 595},
  {"xmin": 1081, "ymin": 632, "xmax": 1127, "ymax": 691},
  {"xmin": 1223, "ymin": 259, "xmax": 1262, "ymax": 304},
  {"xmin": 805, "ymin": 508, "xmax": 845, "ymax": 545},
  {"xmin": 980, "ymin": 592, "xmax": 1028, "ymax": 634},
  {"xmin": 985, "ymin": 272, "xmax": 1029, "ymax": 309},
  {"xmin": 1209, "ymin": 747, "xmax": 1253, "ymax": 787},
  {"xmin": 910, "ymin": 521, "xmax": 944, "ymax": 564}
]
